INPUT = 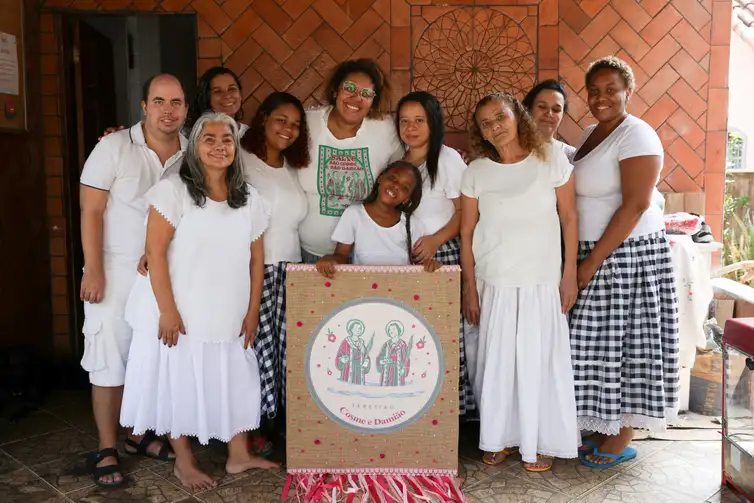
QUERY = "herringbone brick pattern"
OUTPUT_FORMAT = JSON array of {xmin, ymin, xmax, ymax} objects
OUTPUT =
[
  {"xmin": 38, "ymin": 0, "xmax": 732, "ymax": 349},
  {"xmin": 558, "ymin": 0, "xmax": 731, "ymax": 238}
]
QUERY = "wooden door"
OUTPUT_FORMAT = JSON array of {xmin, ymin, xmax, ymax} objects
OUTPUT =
[{"xmin": 61, "ymin": 17, "xmax": 118, "ymax": 365}]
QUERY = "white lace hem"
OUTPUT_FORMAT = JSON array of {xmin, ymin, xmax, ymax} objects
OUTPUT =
[
  {"xmin": 577, "ymin": 408, "xmax": 679, "ymax": 436},
  {"xmin": 249, "ymin": 186, "xmax": 272, "ymax": 244},
  {"xmin": 479, "ymin": 442, "xmax": 578, "ymax": 464},
  {"xmin": 150, "ymin": 204, "xmax": 178, "ymax": 228},
  {"xmin": 124, "ymin": 423, "xmax": 260, "ymax": 446}
]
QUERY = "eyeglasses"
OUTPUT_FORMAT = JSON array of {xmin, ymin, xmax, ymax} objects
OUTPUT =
[{"xmin": 342, "ymin": 81, "xmax": 376, "ymax": 99}]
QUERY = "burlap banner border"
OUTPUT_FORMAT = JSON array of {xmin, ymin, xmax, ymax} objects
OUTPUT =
[{"xmin": 285, "ymin": 265, "xmax": 462, "ymax": 478}]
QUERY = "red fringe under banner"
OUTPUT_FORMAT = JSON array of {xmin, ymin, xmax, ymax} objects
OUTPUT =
[{"xmin": 281, "ymin": 473, "xmax": 465, "ymax": 502}]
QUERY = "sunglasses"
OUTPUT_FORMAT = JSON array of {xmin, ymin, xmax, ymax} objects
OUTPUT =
[{"xmin": 342, "ymin": 81, "xmax": 376, "ymax": 99}]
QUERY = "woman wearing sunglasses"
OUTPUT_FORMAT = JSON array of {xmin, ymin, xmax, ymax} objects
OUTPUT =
[{"xmin": 297, "ymin": 59, "xmax": 403, "ymax": 263}]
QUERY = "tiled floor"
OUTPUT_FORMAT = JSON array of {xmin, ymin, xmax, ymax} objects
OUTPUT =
[{"xmin": 0, "ymin": 390, "xmax": 745, "ymax": 503}]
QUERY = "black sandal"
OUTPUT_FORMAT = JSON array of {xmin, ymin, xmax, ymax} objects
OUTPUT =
[
  {"xmin": 124, "ymin": 431, "xmax": 174, "ymax": 461},
  {"xmin": 91, "ymin": 447, "xmax": 127, "ymax": 488}
]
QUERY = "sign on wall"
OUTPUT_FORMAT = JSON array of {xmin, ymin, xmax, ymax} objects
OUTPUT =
[
  {"xmin": 284, "ymin": 265, "xmax": 464, "ymax": 502},
  {"xmin": 0, "ymin": 0, "xmax": 26, "ymax": 132}
]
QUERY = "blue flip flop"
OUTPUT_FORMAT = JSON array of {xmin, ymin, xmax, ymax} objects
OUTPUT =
[
  {"xmin": 581, "ymin": 446, "xmax": 637, "ymax": 469},
  {"xmin": 578, "ymin": 440, "xmax": 599, "ymax": 456}
]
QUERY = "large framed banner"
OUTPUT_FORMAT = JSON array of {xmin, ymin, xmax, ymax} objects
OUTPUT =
[{"xmin": 284, "ymin": 265, "xmax": 465, "ymax": 502}]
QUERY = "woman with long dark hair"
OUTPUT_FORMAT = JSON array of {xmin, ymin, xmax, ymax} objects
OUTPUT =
[
  {"xmin": 297, "ymin": 59, "xmax": 403, "ymax": 264},
  {"xmin": 395, "ymin": 91, "xmax": 474, "ymax": 414},
  {"xmin": 239, "ymin": 91, "xmax": 310, "ymax": 447},
  {"xmin": 522, "ymin": 79, "xmax": 576, "ymax": 161}
]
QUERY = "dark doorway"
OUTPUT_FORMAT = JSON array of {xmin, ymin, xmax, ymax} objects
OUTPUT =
[{"xmin": 59, "ymin": 13, "xmax": 196, "ymax": 378}]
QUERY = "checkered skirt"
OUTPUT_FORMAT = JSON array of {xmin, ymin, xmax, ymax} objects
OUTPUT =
[
  {"xmin": 435, "ymin": 238, "xmax": 476, "ymax": 415},
  {"xmin": 569, "ymin": 232, "xmax": 679, "ymax": 434},
  {"xmin": 253, "ymin": 262, "xmax": 287, "ymax": 419}
]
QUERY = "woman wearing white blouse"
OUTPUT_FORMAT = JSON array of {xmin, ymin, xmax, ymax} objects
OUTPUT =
[
  {"xmin": 570, "ymin": 56, "xmax": 679, "ymax": 469},
  {"xmin": 240, "ymin": 92, "xmax": 310, "ymax": 448},
  {"xmin": 396, "ymin": 91, "xmax": 475, "ymax": 415},
  {"xmin": 461, "ymin": 92, "xmax": 579, "ymax": 472},
  {"xmin": 121, "ymin": 112, "xmax": 279, "ymax": 491},
  {"xmin": 297, "ymin": 59, "xmax": 403, "ymax": 263}
]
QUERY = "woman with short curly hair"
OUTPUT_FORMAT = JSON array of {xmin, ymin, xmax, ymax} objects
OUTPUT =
[
  {"xmin": 461, "ymin": 92, "xmax": 579, "ymax": 472},
  {"xmin": 297, "ymin": 59, "xmax": 403, "ymax": 263},
  {"xmin": 570, "ymin": 56, "xmax": 678, "ymax": 469}
]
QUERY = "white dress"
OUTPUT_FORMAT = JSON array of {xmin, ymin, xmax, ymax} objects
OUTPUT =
[
  {"xmin": 461, "ymin": 143, "xmax": 580, "ymax": 463},
  {"xmin": 120, "ymin": 174, "xmax": 270, "ymax": 445}
]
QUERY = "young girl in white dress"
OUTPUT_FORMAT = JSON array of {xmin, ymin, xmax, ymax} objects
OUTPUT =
[
  {"xmin": 121, "ymin": 112, "xmax": 278, "ymax": 492},
  {"xmin": 460, "ymin": 92, "xmax": 580, "ymax": 472},
  {"xmin": 315, "ymin": 160, "xmax": 440, "ymax": 275},
  {"xmin": 240, "ymin": 92, "xmax": 310, "ymax": 454}
]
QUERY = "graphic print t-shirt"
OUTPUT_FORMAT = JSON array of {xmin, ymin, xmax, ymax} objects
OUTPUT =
[{"xmin": 297, "ymin": 106, "xmax": 403, "ymax": 257}]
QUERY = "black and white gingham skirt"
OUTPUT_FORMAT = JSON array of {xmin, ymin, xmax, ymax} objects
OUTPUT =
[
  {"xmin": 435, "ymin": 238, "xmax": 476, "ymax": 415},
  {"xmin": 569, "ymin": 231, "xmax": 679, "ymax": 434},
  {"xmin": 253, "ymin": 262, "xmax": 287, "ymax": 419}
]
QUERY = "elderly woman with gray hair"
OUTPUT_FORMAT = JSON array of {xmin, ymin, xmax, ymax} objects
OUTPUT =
[{"xmin": 120, "ymin": 112, "xmax": 279, "ymax": 491}]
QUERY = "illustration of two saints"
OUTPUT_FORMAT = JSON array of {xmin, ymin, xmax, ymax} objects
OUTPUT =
[{"xmin": 335, "ymin": 319, "xmax": 412, "ymax": 387}]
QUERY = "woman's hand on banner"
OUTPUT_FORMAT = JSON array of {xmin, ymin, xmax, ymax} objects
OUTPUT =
[
  {"xmin": 316, "ymin": 257, "xmax": 339, "ymax": 278},
  {"xmin": 422, "ymin": 258, "xmax": 442, "ymax": 272}
]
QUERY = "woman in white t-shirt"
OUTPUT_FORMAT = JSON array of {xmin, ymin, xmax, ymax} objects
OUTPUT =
[
  {"xmin": 298, "ymin": 59, "xmax": 403, "ymax": 263},
  {"xmin": 522, "ymin": 79, "xmax": 576, "ymax": 161},
  {"xmin": 121, "ymin": 113, "xmax": 278, "ymax": 492},
  {"xmin": 395, "ymin": 91, "xmax": 475, "ymax": 415},
  {"xmin": 315, "ymin": 161, "xmax": 439, "ymax": 275},
  {"xmin": 569, "ymin": 57, "xmax": 678, "ymax": 469},
  {"xmin": 239, "ymin": 91, "xmax": 310, "ymax": 453},
  {"xmin": 461, "ymin": 92, "xmax": 579, "ymax": 472}
]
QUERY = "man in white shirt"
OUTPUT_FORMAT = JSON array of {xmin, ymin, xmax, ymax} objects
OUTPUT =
[{"xmin": 79, "ymin": 73, "xmax": 187, "ymax": 487}]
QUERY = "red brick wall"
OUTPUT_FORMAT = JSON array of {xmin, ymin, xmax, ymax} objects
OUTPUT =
[
  {"xmin": 39, "ymin": 0, "xmax": 732, "ymax": 353},
  {"xmin": 557, "ymin": 0, "xmax": 731, "ymax": 241}
]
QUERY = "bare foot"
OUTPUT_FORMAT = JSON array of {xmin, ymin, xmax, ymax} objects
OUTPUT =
[
  {"xmin": 173, "ymin": 459, "xmax": 217, "ymax": 491},
  {"xmin": 586, "ymin": 428, "xmax": 633, "ymax": 465},
  {"xmin": 579, "ymin": 433, "xmax": 605, "ymax": 453},
  {"xmin": 481, "ymin": 451, "xmax": 508, "ymax": 466},
  {"xmin": 524, "ymin": 455, "xmax": 553, "ymax": 472},
  {"xmin": 226, "ymin": 453, "xmax": 281, "ymax": 474}
]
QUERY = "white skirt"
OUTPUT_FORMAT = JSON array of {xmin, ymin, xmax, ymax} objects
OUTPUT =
[
  {"xmin": 120, "ymin": 327, "xmax": 262, "ymax": 445},
  {"xmin": 466, "ymin": 280, "xmax": 580, "ymax": 463}
]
